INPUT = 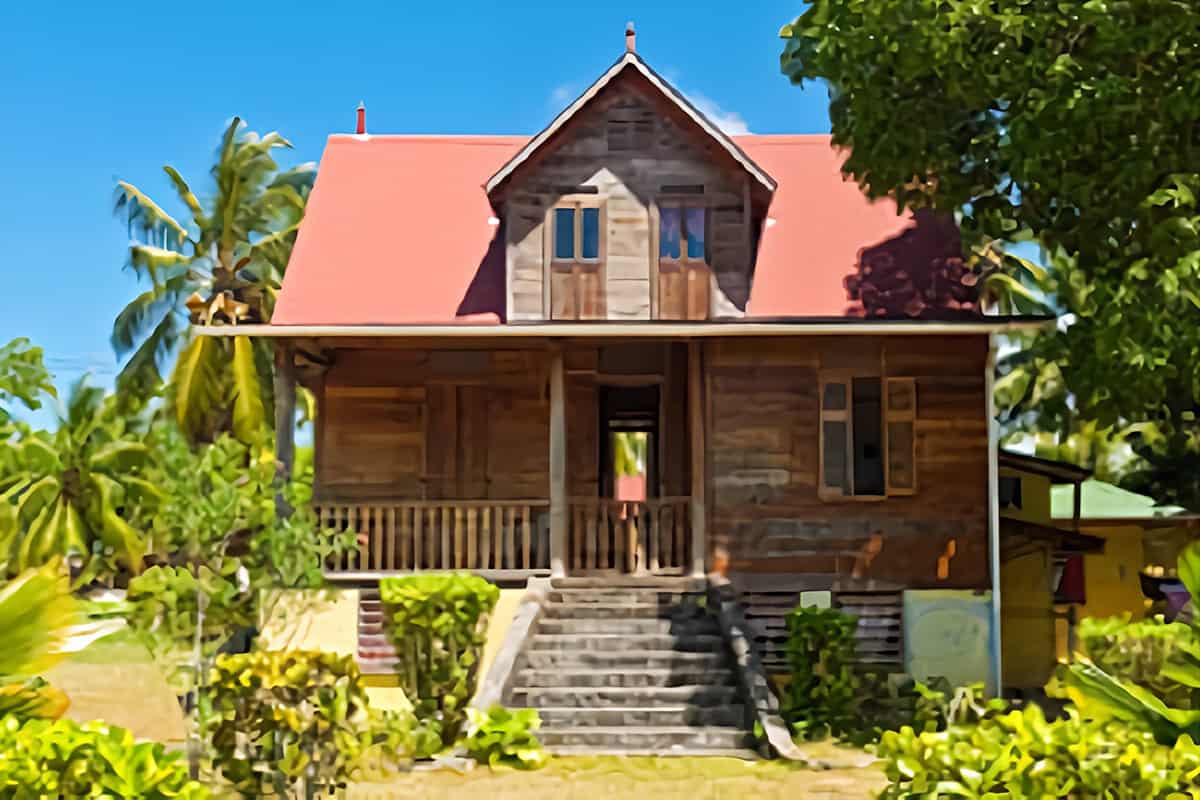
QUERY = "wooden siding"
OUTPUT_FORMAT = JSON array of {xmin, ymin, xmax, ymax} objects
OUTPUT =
[
  {"xmin": 503, "ymin": 74, "xmax": 752, "ymax": 321},
  {"xmin": 708, "ymin": 335, "xmax": 991, "ymax": 590},
  {"xmin": 318, "ymin": 348, "xmax": 558, "ymax": 502}
]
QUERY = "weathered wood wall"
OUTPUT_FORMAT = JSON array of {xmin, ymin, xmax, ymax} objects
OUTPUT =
[
  {"xmin": 316, "ymin": 343, "xmax": 687, "ymax": 502},
  {"xmin": 708, "ymin": 335, "xmax": 991, "ymax": 590},
  {"xmin": 503, "ymin": 74, "xmax": 752, "ymax": 321},
  {"xmin": 318, "ymin": 348, "xmax": 558, "ymax": 501}
]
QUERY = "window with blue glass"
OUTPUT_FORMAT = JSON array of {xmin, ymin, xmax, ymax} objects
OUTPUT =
[
  {"xmin": 552, "ymin": 201, "xmax": 602, "ymax": 262},
  {"xmin": 658, "ymin": 204, "xmax": 707, "ymax": 263}
]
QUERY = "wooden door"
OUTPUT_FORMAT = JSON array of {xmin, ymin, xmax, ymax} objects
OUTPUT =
[{"xmin": 425, "ymin": 385, "xmax": 490, "ymax": 499}]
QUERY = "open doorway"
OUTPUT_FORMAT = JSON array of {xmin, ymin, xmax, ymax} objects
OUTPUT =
[{"xmin": 598, "ymin": 384, "xmax": 659, "ymax": 500}]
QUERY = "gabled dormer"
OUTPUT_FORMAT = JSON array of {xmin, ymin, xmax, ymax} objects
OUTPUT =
[{"xmin": 487, "ymin": 26, "xmax": 776, "ymax": 322}]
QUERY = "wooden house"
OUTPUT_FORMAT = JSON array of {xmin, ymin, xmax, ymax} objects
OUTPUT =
[{"xmin": 213, "ymin": 29, "xmax": 1046, "ymax": 730}]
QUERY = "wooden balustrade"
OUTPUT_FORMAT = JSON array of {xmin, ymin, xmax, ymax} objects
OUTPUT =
[
  {"xmin": 566, "ymin": 496, "xmax": 690, "ymax": 575},
  {"xmin": 316, "ymin": 500, "xmax": 550, "ymax": 576}
]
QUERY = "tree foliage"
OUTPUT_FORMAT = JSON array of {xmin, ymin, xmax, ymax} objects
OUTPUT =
[
  {"xmin": 113, "ymin": 117, "xmax": 314, "ymax": 444},
  {"xmin": 0, "ymin": 339, "xmax": 54, "ymax": 425},
  {"xmin": 781, "ymin": 0, "xmax": 1200, "ymax": 506},
  {"xmin": 0, "ymin": 381, "xmax": 159, "ymax": 580}
]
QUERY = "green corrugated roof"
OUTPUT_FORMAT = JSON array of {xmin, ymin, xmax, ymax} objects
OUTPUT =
[{"xmin": 1051, "ymin": 479, "xmax": 1186, "ymax": 520}]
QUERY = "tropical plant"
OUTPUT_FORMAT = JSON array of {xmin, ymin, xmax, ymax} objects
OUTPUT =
[
  {"xmin": 378, "ymin": 573, "xmax": 500, "ymax": 745},
  {"xmin": 463, "ymin": 706, "xmax": 547, "ymax": 770},
  {"xmin": 0, "ymin": 380, "xmax": 158, "ymax": 579},
  {"xmin": 1078, "ymin": 615, "xmax": 1200, "ymax": 710},
  {"xmin": 1061, "ymin": 542, "xmax": 1200, "ymax": 743},
  {"xmin": 201, "ymin": 650, "xmax": 381, "ymax": 797},
  {"xmin": 0, "ymin": 563, "xmax": 120, "ymax": 720},
  {"xmin": 779, "ymin": 605, "xmax": 861, "ymax": 740},
  {"xmin": 113, "ymin": 117, "xmax": 315, "ymax": 444},
  {"xmin": 0, "ymin": 339, "xmax": 54, "ymax": 425},
  {"xmin": 780, "ymin": 0, "xmax": 1200, "ymax": 509},
  {"xmin": 877, "ymin": 704, "xmax": 1200, "ymax": 799},
  {"xmin": 0, "ymin": 716, "xmax": 210, "ymax": 799},
  {"xmin": 125, "ymin": 429, "xmax": 353, "ymax": 689}
]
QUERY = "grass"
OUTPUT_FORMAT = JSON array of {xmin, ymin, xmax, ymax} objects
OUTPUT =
[{"xmin": 350, "ymin": 754, "xmax": 886, "ymax": 800}]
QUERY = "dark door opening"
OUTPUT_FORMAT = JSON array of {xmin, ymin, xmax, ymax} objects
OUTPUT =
[{"xmin": 598, "ymin": 384, "xmax": 659, "ymax": 500}]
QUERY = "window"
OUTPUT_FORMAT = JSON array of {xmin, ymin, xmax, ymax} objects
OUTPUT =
[
  {"xmin": 819, "ymin": 374, "xmax": 917, "ymax": 499},
  {"xmin": 657, "ymin": 203, "xmax": 710, "ymax": 320},
  {"xmin": 547, "ymin": 200, "xmax": 605, "ymax": 320}
]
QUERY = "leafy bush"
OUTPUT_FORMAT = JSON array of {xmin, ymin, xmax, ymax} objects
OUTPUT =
[
  {"xmin": 464, "ymin": 706, "xmax": 547, "ymax": 770},
  {"xmin": 202, "ymin": 650, "xmax": 385, "ymax": 796},
  {"xmin": 379, "ymin": 573, "xmax": 500, "ymax": 745},
  {"xmin": 877, "ymin": 705, "xmax": 1200, "ymax": 799},
  {"xmin": 0, "ymin": 716, "xmax": 209, "ymax": 799},
  {"xmin": 1079, "ymin": 614, "xmax": 1200, "ymax": 709},
  {"xmin": 779, "ymin": 605, "xmax": 862, "ymax": 740}
]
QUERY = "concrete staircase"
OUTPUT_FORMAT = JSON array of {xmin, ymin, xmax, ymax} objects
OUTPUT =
[{"xmin": 506, "ymin": 577, "xmax": 757, "ymax": 756}]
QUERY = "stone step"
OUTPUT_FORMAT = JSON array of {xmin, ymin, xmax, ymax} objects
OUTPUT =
[
  {"xmin": 544, "ymin": 745, "xmax": 760, "ymax": 759},
  {"xmin": 515, "ymin": 667, "xmax": 734, "ymax": 689},
  {"xmin": 359, "ymin": 610, "xmax": 384, "ymax": 625},
  {"xmin": 550, "ymin": 576, "xmax": 706, "ymax": 590},
  {"xmin": 358, "ymin": 633, "xmax": 395, "ymax": 651},
  {"xmin": 534, "ymin": 705, "xmax": 745, "ymax": 728},
  {"xmin": 536, "ymin": 726, "xmax": 755, "ymax": 751},
  {"xmin": 521, "ymin": 649, "xmax": 728, "ymax": 670},
  {"xmin": 545, "ymin": 588, "xmax": 706, "ymax": 605},
  {"xmin": 509, "ymin": 684, "xmax": 738, "ymax": 708},
  {"xmin": 536, "ymin": 617, "xmax": 719, "ymax": 636},
  {"xmin": 527, "ymin": 633, "xmax": 724, "ymax": 652},
  {"xmin": 540, "ymin": 602, "xmax": 708, "ymax": 620}
]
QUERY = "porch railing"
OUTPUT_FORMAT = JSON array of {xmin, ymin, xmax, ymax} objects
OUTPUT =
[
  {"xmin": 567, "ymin": 496, "xmax": 691, "ymax": 575},
  {"xmin": 317, "ymin": 500, "xmax": 550, "ymax": 576}
]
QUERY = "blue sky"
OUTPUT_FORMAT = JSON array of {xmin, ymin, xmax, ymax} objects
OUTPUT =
[{"xmin": 0, "ymin": 1, "xmax": 829, "ymax": 415}]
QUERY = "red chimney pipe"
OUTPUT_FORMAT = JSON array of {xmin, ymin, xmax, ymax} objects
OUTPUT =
[
  {"xmin": 625, "ymin": 22, "xmax": 636, "ymax": 53},
  {"xmin": 355, "ymin": 102, "xmax": 366, "ymax": 135}
]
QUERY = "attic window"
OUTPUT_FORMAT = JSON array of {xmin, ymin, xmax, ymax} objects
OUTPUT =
[
  {"xmin": 656, "ymin": 203, "xmax": 710, "ymax": 320},
  {"xmin": 607, "ymin": 118, "xmax": 652, "ymax": 152},
  {"xmin": 548, "ymin": 199, "xmax": 606, "ymax": 320}
]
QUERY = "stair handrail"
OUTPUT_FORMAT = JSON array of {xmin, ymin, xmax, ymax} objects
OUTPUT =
[
  {"xmin": 471, "ymin": 577, "xmax": 550, "ymax": 710},
  {"xmin": 707, "ymin": 579, "xmax": 807, "ymax": 761}
]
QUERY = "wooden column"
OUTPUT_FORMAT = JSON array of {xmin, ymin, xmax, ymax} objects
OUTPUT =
[
  {"xmin": 273, "ymin": 341, "xmax": 297, "ymax": 516},
  {"xmin": 688, "ymin": 340, "xmax": 706, "ymax": 577},
  {"xmin": 549, "ymin": 345, "xmax": 568, "ymax": 577}
]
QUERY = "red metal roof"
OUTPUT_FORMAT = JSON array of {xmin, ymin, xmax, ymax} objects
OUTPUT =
[{"xmin": 271, "ymin": 133, "xmax": 948, "ymax": 326}]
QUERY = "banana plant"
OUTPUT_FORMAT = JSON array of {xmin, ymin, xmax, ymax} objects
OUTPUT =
[
  {"xmin": 0, "ymin": 562, "xmax": 121, "ymax": 719},
  {"xmin": 112, "ymin": 117, "xmax": 315, "ymax": 444},
  {"xmin": 0, "ymin": 380, "xmax": 159, "ymax": 578}
]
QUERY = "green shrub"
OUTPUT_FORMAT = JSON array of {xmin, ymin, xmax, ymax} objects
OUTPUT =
[
  {"xmin": 379, "ymin": 572, "xmax": 500, "ymax": 745},
  {"xmin": 780, "ymin": 605, "xmax": 862, "ymax": 740},
  {"xmin": 202, "ymin": 649, "xmax": 400, "ymax": 796},
  {"xmin": 464, "ymin": 706, "xmax": 547, "ymax": 770},
  {"xmin": 1079, "ymin": 614, "xmax": 1200, "ymax": 709},
  {"xmin": 877, "ymin": 705, "xmax": 1200, "ymax": 799},
  {"xmin": 0, "ymin": 716, "xmax": 209, "ymax": 799}
]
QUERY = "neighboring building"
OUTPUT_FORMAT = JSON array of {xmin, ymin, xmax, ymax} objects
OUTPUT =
[
  {"xmin": 998, "ymin": 450, "xmax": 1200, "ymax": 692},
  {"xmin": 210, "ymin": 29, "xmax": 1047, "ymax": 749}
]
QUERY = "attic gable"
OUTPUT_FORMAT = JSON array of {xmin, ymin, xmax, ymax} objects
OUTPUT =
[{"xmin": 485, "ymin": 48, "xmax": 776, "ymax": 197}]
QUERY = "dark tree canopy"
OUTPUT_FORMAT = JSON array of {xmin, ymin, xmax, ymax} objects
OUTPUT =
[{"xmin": 782, "ymin": 0, "xmax": 1200, "ymax": 507}]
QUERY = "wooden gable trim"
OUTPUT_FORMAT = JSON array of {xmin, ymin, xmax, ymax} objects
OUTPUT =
[{"xmin": 485, "ymin": 52, "xmax": 776, "ymax": 197}]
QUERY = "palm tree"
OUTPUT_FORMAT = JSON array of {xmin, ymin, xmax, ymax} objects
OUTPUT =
[
  {"xmin": 0, "ymin": 380, "xmax": 159, "ymax": 579},
  {"xmin": 113, "ymin": 117, "xmax": 315, "ymax": 444}
]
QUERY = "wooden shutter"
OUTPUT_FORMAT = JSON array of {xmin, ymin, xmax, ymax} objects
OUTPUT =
[
  {"xmin": 885, "ymin": 377, "xmax": 917, "ymax": 495},
  {"xmin": 819, "ymin": 376, "xmax": 853, "ymax": 498}
]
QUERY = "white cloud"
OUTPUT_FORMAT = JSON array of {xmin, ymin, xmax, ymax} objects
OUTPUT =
[
  {"xmin": 684, "ymin": 91, "xmax": 751, "ymax": 135},
  {"xmin": 548, "ymin": 84, "xmax": 574, "ymax": 107}
]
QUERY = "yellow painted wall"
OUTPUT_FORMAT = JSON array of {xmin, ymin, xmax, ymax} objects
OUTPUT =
[
  {"xmin": 999, "ymin": 547, "xmax": 1055, "ymax": 689},
  {"xmin": 259, "ymin": 586, "xmax": 526, "ymax": 711},
  {"xmin": 1078, "ymin": 525, "xmax": 1147, "ymax": 621},
  {"xmin": 999, "ymin": 467, "xmax": 1052, "ymax": 526}
]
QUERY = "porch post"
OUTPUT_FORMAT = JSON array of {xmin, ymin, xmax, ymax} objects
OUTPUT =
[
  {"xmin": 688, "ymin": 340, "xmax": 706, "ymax": 577},
  {"xmin": 273, "ymin": 340, "xmax": 296, "ymax": 516},
  {"xmin": 549, "ymin": 344, "xmax": 568, "ymax": 578}
]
